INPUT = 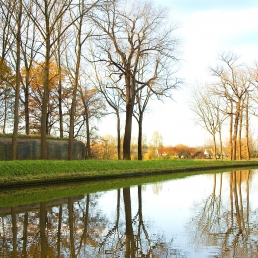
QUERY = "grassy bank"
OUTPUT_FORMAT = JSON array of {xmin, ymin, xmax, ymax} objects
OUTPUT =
[
  {"xmin": 0, "ymin": 170, "xmax": 211, "ymax": 208},
  {"xmin": 1, "ymin": 159, "xmax": 258, "ymax": 188}
]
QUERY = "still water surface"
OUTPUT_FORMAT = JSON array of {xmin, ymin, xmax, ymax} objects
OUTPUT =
[{"xmin": 1, "ymin": 169, "xmax": 258, "ymax": 257}]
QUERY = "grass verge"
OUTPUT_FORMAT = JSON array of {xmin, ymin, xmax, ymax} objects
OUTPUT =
[{"xmin": 1, "ymin": 159, "xmax": 258, "ymax": 188}]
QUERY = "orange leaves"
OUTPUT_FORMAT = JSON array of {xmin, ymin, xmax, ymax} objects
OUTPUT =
[
  {"xmin": 23, "ymin": 59, "xmax": 64, "ymax": 92},
  {"xmin": 0, "ymin": 58, "xmax": 15, "ymax": 88}
]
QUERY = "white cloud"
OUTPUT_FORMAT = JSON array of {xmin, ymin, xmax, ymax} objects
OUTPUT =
[{"xmin": 177, "ymin": 7, "xmax": 258, "ymax": 83}]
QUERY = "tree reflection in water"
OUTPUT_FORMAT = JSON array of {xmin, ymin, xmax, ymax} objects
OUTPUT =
[
  {"xmin": 187, "ymin": 170, "xmax": 258, "ymax": 258},
  {"xmin": 5, "ymin": 170, "xmax": 258, "ymax": 257},
  {"xmin": 0, "ymin": 186, "xmax": 187, "ymax": 257}
]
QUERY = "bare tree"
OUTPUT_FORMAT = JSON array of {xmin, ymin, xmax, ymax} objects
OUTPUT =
[
  {"xmin": 52, "ymin": 15, "xmax": 67, "ymax": 138},
  {"xmin": 91, "ymin": 0, "xmax": 180, "ymax": 159},
  {"xmin": 78, "ymin": 82, "xmax": 106, "ymax": 159},
  {"xmin": 20, "ymin": 2, "xmax": 42, "ymax": 136},
  {"xmin": 66, "ymin": 0, "xmax": 102, "ymax": 160},
  {"xmin": 67, "ymin": 0, "xmax": 88, "ymax": 160},
  {"xmin": 89, "ymin": 56, "xmax": 124, "ymax": 159},
  {"xmin": 134, "ymin": 86, "xmax": 151, "ymax": 160},
  {"xmin": 11, "ymin": 0, "xmax": 23, "ymax": 159},
  {"xmin": 210, "ymin": 53, "xmax": 254, "ymax": 160},
  {"xmin": 0, "ymin": 58, "xmax": 15, "ymax": 133},
  {"xmin": 0, "ymin": 0, "xmax": 13, "ymax": 61},
  {"xmin": 190, "ymin": 86, "xmax": 227, "ymax": 159},
  {"xmin": 0, "ymin": 0, "xmax": 23, "ymax": 159}
]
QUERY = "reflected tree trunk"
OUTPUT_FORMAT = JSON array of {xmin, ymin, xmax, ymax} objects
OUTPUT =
[
  {"xmin": 218, "ymin": 173, "xmax": 223, "ymax": 216},
  {"xmin": 78, "ymin": 194, "xmax": 90, "ymax": 254},
  {"xmin": 238, "ymin": 172, "xmax": 244, "ymax": 227},
  {"xmin": 246, "ymin": 171, "xmax": 250, "ymax": 230},
  {"xmin": 57, "ymin": 204, "xmax": 63, "ymax": 258},
  {"xmin": 116, "ymin": 189, "xmax": 120, "ymax": 228},
  {"xmin": 232, "ymin": 172, "xmax": 242, "ymax": 232},
  {"xmin": 137, "ymin": 185, "xmax": 151, "ymax": 255},
  {"xmin": 68, "ymin": 197, "xmax": 75, "ymax": 258},
  {"xmin": 22, "ymin": 212, "xmax": 28, "ymax": 258},
  {"xmin": 230, "ymin": 173, "xmax": 234, "ymax": 225},
  {"xmin": 123, "ymin": 187, "xmax": 135, "ymax": 258},
  {"xmin": 11, "ymin": 207, "xmax": 17, "ymax": 257},
  {"xmin": 40, "ymin": 203, "xmax": 47, "ymax": 258}
]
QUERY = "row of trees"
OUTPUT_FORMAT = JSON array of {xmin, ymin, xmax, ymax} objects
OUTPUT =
[
  {"xmin": 91, "ymin": 131, "xmax": 163, "ymax": 159},
  {"xmin": 0, "ymin": 0, "xmax": 181, "ymax": 160},
  {"xmin": 191, "ymin": 52, "xmax": 258, "ymax": 160}
]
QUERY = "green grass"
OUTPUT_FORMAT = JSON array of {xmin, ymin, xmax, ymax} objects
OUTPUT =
[{"xmin": 1, "ymin": 159, "xmax": 258, "ymax": 188}]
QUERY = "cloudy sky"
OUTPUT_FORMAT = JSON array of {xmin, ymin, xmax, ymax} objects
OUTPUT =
[{"xmin": 99, "ymin": 1, "xmax": 258, "ymax": 147}]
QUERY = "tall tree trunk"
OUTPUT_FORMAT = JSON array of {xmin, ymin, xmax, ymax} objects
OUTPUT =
[
  {"xmin": 238, "ymin": 105, "xmax": 243, "ymax": 160},
  {"xmin": 56, "ymin": 19, "xmax": 64, "ymax": 138},
  {"xmin": 12, "ymin": 0, "xmax": 22, "ymax": 160},
  {"xmin": 137, "ymin": 114, "xmax": 143, "ymax": 160},
  {"xmin": 116, "ymin": 111, "xmax": 121, "ymax": 160},
  {"xmin": 41, "ymin": 16, "xmax": 51, "ymax": 159},
  {"xmin": 123, "ymin": 75, "xmax": 135, "ymax": 160},
  {"xmin": 68, "ymin": 53, "xmax": 81, "ymax": 160},
  {"xmin": 123, "ymin": 102, "xmax": 134, "ymax": 160},
  {"xmin": 219, "ymin": 125, "xmax": 223, "ymax": 160},
  {"xmin": 58, "ymin": 78, "xmax": 64, "ymax": 138},
  {"xmin": 68, "ymin": 74, "xmax": 79, "ymax": 160},
  {"xmin": 78, "ymin": 85, "xmax": 91, "ymax": 159},
  {"xmin": 25, "ymin": 68, "xmax": 30, "ymax": 135},
  {"xmin": 68, "ymin": 4, "xmax": 83, "ymax": 160},
  {"xmin": 245, "ymin": 97, "xmax": 250, "ymax": 160},
  {"xmin": 232, "ymin": 103, "xmax": 240, "ymax": 160},
  {"xmin": 212, "ymin": 133, "xmax": 217, "ymax": 160},
  {"xmin": 85, "ymin": 110, "xmax": 91, "ymax": 159},
  {"xmin": 229, "ymin": 102, "xmax": 233, "ymax": 160},
  {"xmin": 3, "ymin": 90, "xmax": 7, "ymax": 133},
  {"xmin": 57, "ymin": 46, "xmax": 63, "ymax": 138}
]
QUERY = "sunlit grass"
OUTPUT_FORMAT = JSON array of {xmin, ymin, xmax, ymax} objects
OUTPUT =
[{"xmin": 1, "ymin": 159, "xmax": 258, "ymax": 187}]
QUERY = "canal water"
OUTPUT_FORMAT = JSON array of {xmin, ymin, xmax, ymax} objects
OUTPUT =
[{"xmin": 0, "ymin": 169, "xmax": 258, "ymax": 257}]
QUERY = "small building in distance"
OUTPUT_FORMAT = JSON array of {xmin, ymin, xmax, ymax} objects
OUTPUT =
[
  {"xmin": 178, "ymin": 150, "xmax": 192, "ymax": 159},
  {"xmin": 192, "ymin": 151, "xmax": 207, "ymax": 159}
]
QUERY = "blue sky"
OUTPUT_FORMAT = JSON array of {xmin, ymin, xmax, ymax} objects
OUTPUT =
[
  {"xmin": 99, "ymin": 1, "xmax": 258, "ymax": 147},
  {"xmin": 160, "ymin": 0, "xmax": 258, "ymax": 12}
]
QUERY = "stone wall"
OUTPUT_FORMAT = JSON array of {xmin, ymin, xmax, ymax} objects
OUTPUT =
[{"xmin": 0, "ymin": 138, "xmax": 85, "ymax": 160}]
